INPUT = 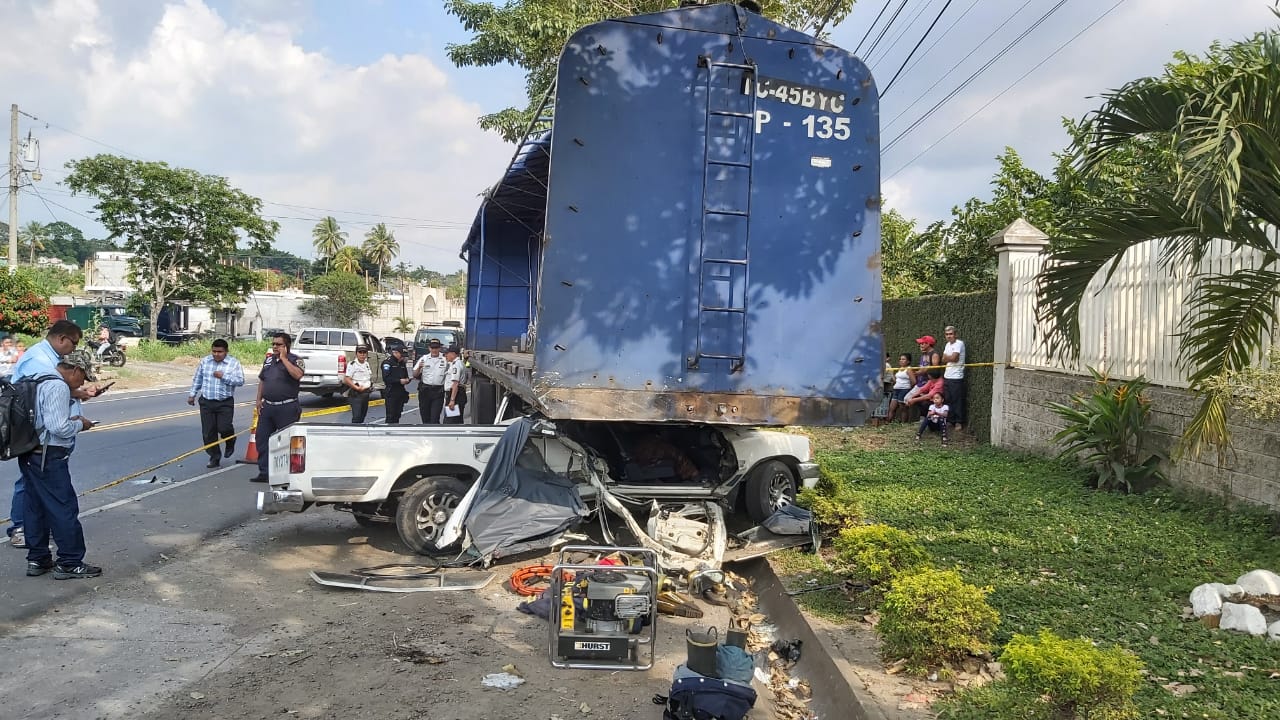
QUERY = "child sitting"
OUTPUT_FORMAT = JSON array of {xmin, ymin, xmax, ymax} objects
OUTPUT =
[{"xmin": 916, "ymin": 392, "xmax": 950, "ymax": 446}]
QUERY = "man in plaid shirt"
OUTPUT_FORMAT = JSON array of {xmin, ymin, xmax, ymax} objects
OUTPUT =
[{"xmin": 187, "ymin": 339, "xmax": 246, "ymax": 468}]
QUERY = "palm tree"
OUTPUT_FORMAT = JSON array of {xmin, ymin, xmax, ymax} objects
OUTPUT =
[
  {"xmin": 362, "ymin": 223, "xmax": 400, "ymax": 288},
  {"xmin": 393, "ymin": 316, "xmax": 415, "ymax": 334},
  {"xmin": 332, "ymin": 246, "xmax": 362, "ymax": 274},
  {"xmin": 19, "ymin": 221, "xmax": 46, "ymax": 265},
  {"xmin": 311, "ymin": 216, "xmax": 347, "ymax": 271},
  {"xmin": 1036, "ymin": 23, "xmax": 1280, "ymax": 456}
]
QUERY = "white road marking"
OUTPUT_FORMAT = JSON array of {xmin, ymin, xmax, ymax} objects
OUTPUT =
[{"xmin": 75, "ymin": 465, "xmax": 240, "ymax": 520}]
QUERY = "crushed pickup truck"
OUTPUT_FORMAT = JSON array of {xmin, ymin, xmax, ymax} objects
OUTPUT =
[{"xmin": 258, "ymin": 416, "xmax": 818, "ymax": 570}]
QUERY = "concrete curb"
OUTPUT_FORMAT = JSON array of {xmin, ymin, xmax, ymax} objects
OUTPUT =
[{"xmin": 744, "ymin": 557, "xmax": 889, "ymax": 720}]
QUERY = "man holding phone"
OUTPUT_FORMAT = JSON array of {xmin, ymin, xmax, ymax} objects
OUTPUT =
[
  {"xmin": 251, "ymin": 332, "xmax": 304, "ymax": 483},
  {"xmin": 21, "ymin": 349, "xmax": 102, "ymax": 579},
  {"xmin": 7, "ymin": 320, "xmax": 106, "ymax": 551}
]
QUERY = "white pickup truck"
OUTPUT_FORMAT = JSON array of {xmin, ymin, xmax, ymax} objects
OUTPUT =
[
  {"xmin": 258, "ymin": 417, "xmax": 819, "ymax": 556},
  {"xmin": 289, "ymin": 327, "xmax": 386, "ymax": 397}
]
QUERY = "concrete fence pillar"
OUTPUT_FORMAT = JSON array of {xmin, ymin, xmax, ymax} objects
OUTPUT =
[{"xmin": 989, "ymin": 218, "xmax": 1049, "ymax": 448}]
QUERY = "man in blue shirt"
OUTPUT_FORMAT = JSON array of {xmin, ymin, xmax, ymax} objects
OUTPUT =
[
  {"xmin": 187, "ymin": 339, "xmax": 246, "ymax": 468},
  {"xmin": 22, "ymin": 349, "xmax": 101, "ymax": 579},
  {"xmin": 7, "ymin": 320, "xmax": 104, "ymax": 550}
]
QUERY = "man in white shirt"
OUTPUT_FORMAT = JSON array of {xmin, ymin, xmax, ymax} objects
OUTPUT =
[
  {"xmin": 412, "ymin": 339, "xmax": 449, "ymax": 424},
  {"xmin": 342, "ymin": 345, "xmax": 375, "ymax": 424},
  {"xmin": 442, "ymin": 345, "xmax": 466, "ymax": 424},
  {"xmin": 941, "ymin": 325, "xmax": 967, "ymax": 430}
]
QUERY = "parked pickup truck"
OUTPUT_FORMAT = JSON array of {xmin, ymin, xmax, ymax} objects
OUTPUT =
[
  {"xmin": 290, "ymin": 327, "xmax": 386, "ymax": 397},
  {"xmin": 258, "ymin": 417, "xmax": 818, "ymax": 556}
]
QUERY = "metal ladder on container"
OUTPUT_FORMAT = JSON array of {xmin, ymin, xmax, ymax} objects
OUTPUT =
[{"xmin": 692, "ymin": 58, "xmax": 758, "ymax": 372}]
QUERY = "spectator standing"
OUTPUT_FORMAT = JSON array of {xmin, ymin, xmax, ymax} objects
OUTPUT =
[
  {"xmin": 343, "ymin": 345, "xmax": 374, "ymax": 424},
  {"xmin": 0, "ymin": 337, "xmax": 18, "ymax": 381},
  {"xmin": 7, "ymin": 321, "xmax": 100, "ymax": 550},
  {"xmin": 22, "ymin": 349, "xmax": 101, "ymax": 579},
  {"xmin": 915, "ymin": 392, "xmax": 950, "ymax": 446},
  {"xmin": 252, "ymin": 333, "xmax": 304, "ymax": 483},
  {"xmin": 412, "ymin": 339, "xmax": 448, "ymax": 423},
  {"xmin": 887, "ymin": 353, "xmax": 914, "ymax": 422},
  {"xmin": 942, "ymin": 325, "xmax": 967, "ymax": 429},
  {"xmin": 381, "ymin": 346, "xmax": 411, "ymax": 424},
  {"xmin": 187, "ymin": 339, "xmax": 245, "ymax": 468},
  {"xmin": 14, "ymin": 340, "xmax": 25, "ymax": 361},
  {"xmin": 443, "ymin": 345, "xmax": 467, "ymax": 424}
]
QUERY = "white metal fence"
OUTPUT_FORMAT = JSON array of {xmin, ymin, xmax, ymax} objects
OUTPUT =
[{"xmin": 1008, "ymin": 239, "xmax": 1273, "ymax": 388}]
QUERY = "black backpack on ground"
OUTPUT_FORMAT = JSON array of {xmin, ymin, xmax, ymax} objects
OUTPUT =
[{"xmin": 0, "ymin": 374, "xmax": 60, "ymax": 460}]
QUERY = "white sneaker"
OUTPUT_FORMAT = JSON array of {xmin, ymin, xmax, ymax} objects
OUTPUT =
[{"xmin": 9, "ymin": 528, "xmax": 26, "ymax": 549}]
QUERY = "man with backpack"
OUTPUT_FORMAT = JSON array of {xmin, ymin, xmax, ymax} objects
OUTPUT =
[
  {"xmin": 5, "ymin": 320, "xmax": 103, "ymax": 550},
  {"xmin": 20, "ymin": 349, "xmax": 102, "ymax": 579}
]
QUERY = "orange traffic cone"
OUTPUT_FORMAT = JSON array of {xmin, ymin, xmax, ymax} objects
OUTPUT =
[{"xmin": 238, "ymin": 410, "xmax": 260, "ymax": 465}]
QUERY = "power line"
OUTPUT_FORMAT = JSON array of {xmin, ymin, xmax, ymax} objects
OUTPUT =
[
  {"xmin": 886, "ymin": 0, "xmax": 1129, "ymax": 180},
  {"xmin": 866, "ymin": 0, "xmax": 936, "ymax": 68},
  {"xmin": 881, "ymin": 0, "xmax": 1037, "ymax": 133},
  {"xmin": 21, "ymin": 110, "xmax": 474, "ymax": 230},
  {"xmin": 853, "ymin": 0, "xmax": 894, "ymax": 56},
  {"xmin": 897, "ymin": 0, "xmax": 982, "ymax": 82},
  {"xmin": 862, "ymin": 0, "xmax": 910, "ymax": 62},
  {"xmin": 881, "ymin": 0, "xmax": 955, "ymax": 97},
  {"xmin": 883, "ymin": 0, "xmax": 1072, "ymax": 153}
]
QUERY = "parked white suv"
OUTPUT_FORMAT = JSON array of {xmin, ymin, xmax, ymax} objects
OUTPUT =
[{"xmin": 290, "ymin": 327, "xmax": 386, "ymax": 397}]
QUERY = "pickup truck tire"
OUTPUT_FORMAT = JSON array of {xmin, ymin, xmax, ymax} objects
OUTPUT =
[
  {"xmin": 395, "ymin": 475, "xmax": 469, "ymax": 554},
  {"xmin": 743, "ymin": 459, "xmax": 797, "ymax": 523}
]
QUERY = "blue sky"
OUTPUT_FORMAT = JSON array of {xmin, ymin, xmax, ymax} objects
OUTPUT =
[{"xmin": 1, "ymin": 0, "xmax": 1275, "ymax": 270}]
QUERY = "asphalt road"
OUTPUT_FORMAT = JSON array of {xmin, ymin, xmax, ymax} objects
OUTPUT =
[{"xmin": 0, "ymin": 383, "xmax": 420, "ymax": 628}]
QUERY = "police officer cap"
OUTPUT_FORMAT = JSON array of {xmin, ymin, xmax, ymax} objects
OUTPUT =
[
  {"xmin": 390, "ymin": 345, "xmax": 404, "ymax": 354},
  {"xmin": 445, "ymin": 345, "xmax": 460, "ymax": 354},
  {"xmin": 428, "ymin": 339, "xmax": 442, "ymax": 348},
  {"xmin": 355, "ymin": 344, "xmax": 370, "ymax": 352}
]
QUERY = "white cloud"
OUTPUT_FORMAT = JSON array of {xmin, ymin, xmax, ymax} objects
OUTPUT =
[{"xmin": 1, "ymin": 0, "xmax": 512, "ymax": 269}]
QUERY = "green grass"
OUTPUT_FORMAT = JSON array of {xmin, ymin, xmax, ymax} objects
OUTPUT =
[
  {"xmin": 127, "ymin": 339, "xmax": 270, "ymax": 365},
  {"xmin": 793, "ymin": 427, "xmax": 1280, "ymax": 719}
]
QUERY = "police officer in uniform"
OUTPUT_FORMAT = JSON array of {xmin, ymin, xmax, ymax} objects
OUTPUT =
[
  {"xmin": 443, "ymin": 345, "xmax": 467, "ymax": 424},
  {"xmin": 381, "ymin": 345, "xmax": 411, "ymax": 424},
  {"xmin": 343, "ymin": 345, "xmax": 375, "ymax": 424},
  {"xmin": 252, "ymin": 332, "xmax": 304, "ymax": 483},
  {"xmin": 412, "ymin": 339, "xmax": 448, "ymax": 423}
]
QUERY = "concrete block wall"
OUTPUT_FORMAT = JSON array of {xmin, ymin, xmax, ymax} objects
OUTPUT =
[{"xmin": 999, "ymin": 368, "xmax": 1280, "ymax": 511}]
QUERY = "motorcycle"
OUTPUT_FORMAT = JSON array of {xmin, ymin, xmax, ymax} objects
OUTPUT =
[{"xmin": 87, "ymin": 340, "xmax": 127, "ymax": 368}]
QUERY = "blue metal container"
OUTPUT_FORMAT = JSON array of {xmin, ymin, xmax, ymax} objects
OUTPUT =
[{"xmin": 465, "ymin": 3, "xmax": 881, "ymax": 426}]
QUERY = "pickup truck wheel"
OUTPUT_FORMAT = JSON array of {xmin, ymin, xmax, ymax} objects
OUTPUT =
[
  {"xmin": 396, "ymin": 476, "xmax": 469, "ymax": 554},
  {"xmin": 744, "ymin": 460, "xmax": 797, "ymax": 523}
]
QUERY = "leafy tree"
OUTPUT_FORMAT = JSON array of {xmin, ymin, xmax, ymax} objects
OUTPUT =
[
  {"xmin": 409, "ymin": 265, "xmax": 446, "ymax": 285},
  {"xmin": 300, "ymin": 271, "xmax": 376, "ymax": 327},
  {"xmin": 179, "ymin": 263, "xmax": 257, "ymax": 310},
  {"xmin": 25, "ymin": 266, "xmax": 85, "ymax": 297},
  {"xmin": 0, "ymin": 269, "xmax": 52, "ymax": 335},
  {"xmin": 362, "ymin": 222, "xmax": 400, "ymax": 287},
  {"xmin": 393, "ymin": 316, "xmax": 415, "ymax": 334},
  {"xmin": 332, "ymin": 246, "xmax": 363, "ymax": 274},
  {"xmin": 442, "ymin": 269, "xmax": 468, "ymax": 299},
  {"xmin": 18, "ymin": 222, "xmax": 47, "ymax": 264},
  {"xmin": 311, "ymin": 216, "xmax": 347, "ymax": 271},
  {"xmin": 62, "ymin": 154, "xmax": 277, "ymax": 340},
  {"xmin": 445, "ymin": 0, "xmax": 858, "ymax": 141},
  {"xmin": 881, "ymin": 208, "xmax": 936, "ymax": 299},
  {"xmin": 1037, "ymin": 20, "xmax": 1280, "ymax": 456}
]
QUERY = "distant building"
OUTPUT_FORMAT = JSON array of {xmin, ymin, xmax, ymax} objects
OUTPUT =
[{"xmin": 83, "ymin": 251, "xmax": 137, "ymax": 297}]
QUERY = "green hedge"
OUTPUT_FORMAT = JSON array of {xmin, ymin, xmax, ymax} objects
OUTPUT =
[{"xmin": 882, "ymin": 290, "xmax": 996, "ymax": 442}]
